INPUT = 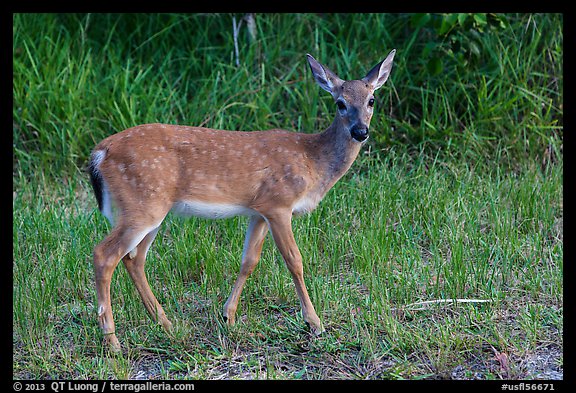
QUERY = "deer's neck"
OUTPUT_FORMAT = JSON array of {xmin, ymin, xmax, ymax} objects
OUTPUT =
[{"xmin": 310, "ymin": 116, "xmax": 363, "ymax": 192}]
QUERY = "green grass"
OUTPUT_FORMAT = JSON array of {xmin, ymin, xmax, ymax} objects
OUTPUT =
[
  {"xmin": 13, "ymin": 13, "xmax": 562, "ymax": 379},
  {"xmin": 13, "ymin": 152, "xmax": 562, "ymax": 379}
]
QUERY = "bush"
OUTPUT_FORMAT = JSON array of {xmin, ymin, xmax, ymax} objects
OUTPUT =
[{"xmin": 13, "ymin": 13, "xmax": 562, "ymax": 182}]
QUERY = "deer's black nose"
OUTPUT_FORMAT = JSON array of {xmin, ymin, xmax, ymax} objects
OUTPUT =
[{"xmin": 351, "ymin": 126, "xmax": 369, "ymax": 142}]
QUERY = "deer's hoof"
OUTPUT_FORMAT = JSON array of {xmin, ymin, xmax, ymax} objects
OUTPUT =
[{"xmin": 103, "ymin": 333, "xmax": 122, "ymax": 353}]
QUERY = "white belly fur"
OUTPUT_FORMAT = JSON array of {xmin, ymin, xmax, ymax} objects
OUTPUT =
[{"xmin": 171, "ymin": 200, "xmax": 257, "ymax": 219}]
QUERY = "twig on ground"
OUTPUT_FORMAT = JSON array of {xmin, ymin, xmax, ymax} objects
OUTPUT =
[{"xmin": 392, "ymin": 298, "xmax": 493, "ymax": 311}]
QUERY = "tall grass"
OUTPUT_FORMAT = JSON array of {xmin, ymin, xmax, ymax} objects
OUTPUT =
[{"xmin": 13, "ymin": 13, "xmax": 562, "ymax": 182}]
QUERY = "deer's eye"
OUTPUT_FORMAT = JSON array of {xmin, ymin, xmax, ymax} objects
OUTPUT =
[
  {"xmin": 336, "ymin": 100, "xmax": 347, "ymax": 111},
  {"xmin": 368, "ymin": 98, "xmax": 375, "ymax": 107}
]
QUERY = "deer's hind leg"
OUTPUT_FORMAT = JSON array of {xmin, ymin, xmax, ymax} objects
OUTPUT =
[
  {"xmin": 122, "ymin": 226, "xmax": 173, "ymax": 332},
  {"xmin": 223, "ymin": 215, "xmax": 269, "ymax": 325},
  {"xmin": 93, "ymin": 222, "xmax": 162, "ymax": 351}
]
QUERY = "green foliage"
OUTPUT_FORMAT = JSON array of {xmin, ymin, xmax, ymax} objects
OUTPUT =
[
  {"xmin": 411, "ymin": 13, "xmax": 510, "ymax": 74},
  {"xmin": 13, "ymin": 13, "xmax": 562, "ymax": 182},
  {"xmin": 383, "ymin": 13, "xmax": 562, "ymax": 164}
]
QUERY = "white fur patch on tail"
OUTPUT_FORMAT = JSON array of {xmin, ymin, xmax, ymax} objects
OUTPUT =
[{"xmin": 91, "ymin": 149, "xmax": 106, "ymax": 168}]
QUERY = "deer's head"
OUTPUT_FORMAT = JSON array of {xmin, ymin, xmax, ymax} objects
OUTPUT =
[{"xmin": 306, "ymin": 49, "xmax": 396, "ymax": 142}]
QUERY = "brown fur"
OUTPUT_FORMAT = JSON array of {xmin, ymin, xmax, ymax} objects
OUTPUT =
[{"xmin": 90, "ymin": 51, "xmax": 396, "ymax": 351}]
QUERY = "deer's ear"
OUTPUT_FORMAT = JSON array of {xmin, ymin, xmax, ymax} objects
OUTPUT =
[
  {"xmin": 306, "ymin": 54, "xmax": 344, "ymax": 97},
  {"xmin": 363, "ymin": 49, "xmax": 396, "ymax": 90}
]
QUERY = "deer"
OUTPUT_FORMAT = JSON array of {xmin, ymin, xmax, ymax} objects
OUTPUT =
[{"xmin": 88, "ymin": 50, "xmax": 396, "ymax": 351}]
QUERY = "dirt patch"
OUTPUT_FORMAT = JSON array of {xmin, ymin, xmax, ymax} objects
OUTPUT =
[{"xmin": 450, "ymin": 345, "xmax": 562, "ymax": 380}]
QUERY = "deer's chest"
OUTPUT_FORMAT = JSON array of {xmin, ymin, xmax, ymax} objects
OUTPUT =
[{"xmin": 291, "ymin": 188, "xmax": 326, "ymax": 216}]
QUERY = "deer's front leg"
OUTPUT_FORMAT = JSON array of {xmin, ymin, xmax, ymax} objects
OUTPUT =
[{"xmin": 265, "ymin": 210, "xmax": 324, "ymax": 335}]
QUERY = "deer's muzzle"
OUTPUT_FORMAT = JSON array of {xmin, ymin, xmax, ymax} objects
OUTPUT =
[{"xmin": 350, "ymin": 125, "xmax": 369, "ymax": 142}]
